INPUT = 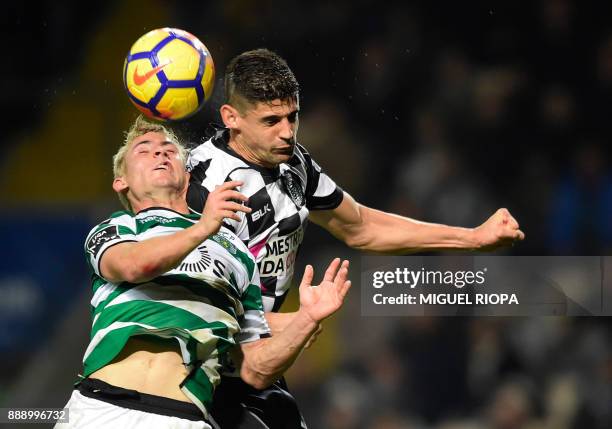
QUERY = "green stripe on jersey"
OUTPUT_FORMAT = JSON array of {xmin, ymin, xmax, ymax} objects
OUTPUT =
[
  {"xmin": 242, "ymin": 284, "xmax": 265, "ymax": 311},
  {"xmin": 181, "ymin": 367, "xmax": 215, "ymax": 413},
  {"xmin": 91, "ymin": 276, "xmax": 107, "ymax": 297},
  {"xmin": 91, "ymin": 301, "xmax": 231, "ymax": 338},
  {"xmin": 117, "ymin": 225, "xmax": 136, "ymax": 236},
  {"xmin": 82, "ymin": 324, "xmax": 140, "ymax": 376}
]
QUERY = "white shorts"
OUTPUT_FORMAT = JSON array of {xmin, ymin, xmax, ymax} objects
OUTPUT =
[{"xmin": 54, "ymin": 389, "xmax": 212, "ymax": 429}]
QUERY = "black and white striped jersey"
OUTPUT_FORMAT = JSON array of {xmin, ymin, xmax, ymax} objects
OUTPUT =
[{"xmin": 186, "ymin": 128, "xmax": 344, "ymax": 312}]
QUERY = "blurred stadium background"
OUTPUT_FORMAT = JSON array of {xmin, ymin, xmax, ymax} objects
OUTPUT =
[{"xmin": 3, "ymin": 1, "xmax": 612, "ymax": 428}]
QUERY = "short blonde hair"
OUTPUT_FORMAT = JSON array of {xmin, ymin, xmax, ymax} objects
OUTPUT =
[{"xmin": 113, "ymin": 116, "xmax": 188, "ymax": 210}]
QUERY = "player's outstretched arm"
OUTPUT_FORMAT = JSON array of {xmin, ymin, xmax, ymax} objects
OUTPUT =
[
  {"xmin": 100, "ymin": 181, "xmax": 251, "ymax": 283},
  {"xmin": 238, "ymin": 258, "xmax": 351, "ymax": 389},
  {"xmin": 309, "ymin": 192, "xmax": 525, "ymax": 254}
]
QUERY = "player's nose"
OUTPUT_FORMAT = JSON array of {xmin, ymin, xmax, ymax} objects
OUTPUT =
[
  {"xmin": 154, "ymin": 147, "xmax": 172, "ymax": 158},
  {"xmin": 279, "ymin": 118, "xmax": 295, "ymax": 141}
]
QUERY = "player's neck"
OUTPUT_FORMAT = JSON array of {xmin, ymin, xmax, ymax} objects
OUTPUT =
[
  {"xmin": 228, "ymin": 134, "xmax": 275, "ymax": 169},
  {"xmin": 129, "ymin": 192, "xmax": 190, "ymax": 215}
]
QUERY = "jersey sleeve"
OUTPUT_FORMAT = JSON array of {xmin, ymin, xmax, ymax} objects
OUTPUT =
[
  {"xmin": 84, "ymin": 218, "xmax": 137, "ymax": 280},
  {"xmin": 234, "ymin": 250, "xmax": 271, "ymax": 344},
  {"xmin": 299, "ymin": 144, "xmax": 345, "ymax": 211}
]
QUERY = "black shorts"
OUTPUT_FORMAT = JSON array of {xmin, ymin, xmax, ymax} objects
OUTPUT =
[
  {"xmin": 210, "ymin": 376, "xmax": 307, "ymax": 429},
  {"xmin": 78, "ymin": 378, "xmax": 206, "ymax": 422}
]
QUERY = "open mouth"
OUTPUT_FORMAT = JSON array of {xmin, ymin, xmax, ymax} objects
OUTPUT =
[{"xmin": 154, "ymin": 163, "xmax": 170, "ymax": 171}]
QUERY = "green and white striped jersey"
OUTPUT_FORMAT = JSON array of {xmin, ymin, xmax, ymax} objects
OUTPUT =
[{"xmin": 82, "ymin": 207, "xmax": 270, "ymax": 417}]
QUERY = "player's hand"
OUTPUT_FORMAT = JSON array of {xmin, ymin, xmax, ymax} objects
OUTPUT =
[
  {"xmin": 199, "ymin": 181, "xmax": 251, "ymax": 236},
  {"xmin": 298, "ymin": 258, "xmax": 351, "ymax": 323},
  {"xmin": 473, "ymin": 208, "xmax": 525, "ymax": 251}
]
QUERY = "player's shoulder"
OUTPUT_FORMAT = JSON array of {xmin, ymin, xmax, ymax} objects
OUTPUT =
[
  {"xmin": 84, "ymin": 210, "xmax": 136, "ymax": 255},
  {"xmin": 187, "ymin": 136, "xmax": 219, "ymax": 165},
  {"xmin": 87, "ymin": 210, "xmax": 134, "ymax": 234}
]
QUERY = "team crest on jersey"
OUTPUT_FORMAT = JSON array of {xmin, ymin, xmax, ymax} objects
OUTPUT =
[
  {"xmin": 280, "ymin": 170, "xmax": 305, "ymax": 208},
  {"xmin": 210, "ymin": 233, "xmax": 237, "ymax": 255},
  {"xmin": 179, "ymin": 245, "xmax": 212, "ymax": 272}
]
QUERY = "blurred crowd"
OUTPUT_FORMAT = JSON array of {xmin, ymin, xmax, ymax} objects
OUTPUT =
[
  {"xmin": 3, "ymin": 1, "xmax": 612, "ymax": 428},
  {"xmin": 289, "ymin": 315, "xmax": 612, "ymax": 429}
]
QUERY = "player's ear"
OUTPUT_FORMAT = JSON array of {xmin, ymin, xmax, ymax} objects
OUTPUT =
[
  {"xmin": 220, "ymin": 104, "xmax": 239, "ymax": 129},
  {"xmin": 113, "ymin": 177, "xmax": 128, "ymax": 193}
]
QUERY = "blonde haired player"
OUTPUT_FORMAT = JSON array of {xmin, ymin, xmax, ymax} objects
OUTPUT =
[{"xmin": 56, "ymin": 117, "xmax": 351, "ymax": 428}]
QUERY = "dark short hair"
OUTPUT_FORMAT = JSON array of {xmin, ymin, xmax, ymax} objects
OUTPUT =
[{"xmin": 225, "ymin": 49, "xmax": 299, "ymax": 110}]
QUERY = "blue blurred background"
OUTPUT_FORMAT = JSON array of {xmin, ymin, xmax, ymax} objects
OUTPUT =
[{"xmin": 2, "ymin": 1, "xmax": 612, "ymax": 428}]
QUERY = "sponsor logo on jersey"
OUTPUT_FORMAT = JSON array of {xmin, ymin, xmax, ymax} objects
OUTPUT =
[
  {"xmin": 251, "ymin": 203, "xmax": 272, "ymax": 221},
  {"xmin": 138, "ymin": 215, "xmax": 176, "ymax": 224},
  {"xmin": 86, "ymin": 225, "xmax": 120, "ymax": 257},
  {"xmin": 257, "ymin": 227, "xmax": 304, "ymax": 276}
]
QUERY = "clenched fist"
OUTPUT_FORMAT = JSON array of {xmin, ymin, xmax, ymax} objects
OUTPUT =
[{"xmin": 473, "ymin": 208, "xmax": 525, "ymax": 251}]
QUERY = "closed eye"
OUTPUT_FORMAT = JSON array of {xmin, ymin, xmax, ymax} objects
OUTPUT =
[{"xmin": 263, "ymin": 117, "xmax": 280, "ymax": 126}]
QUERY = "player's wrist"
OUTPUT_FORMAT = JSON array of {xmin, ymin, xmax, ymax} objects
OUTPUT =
[
  {"xmin": 467, "ymin": 227, "xmax": 485, "ymax": 251},
  {"xmin": 293, "ymin": 308, "xmax": 321, "ymax": 331},
  {"xmin": 191, "ymin": 220, "xmax": 216, "ymax": 242}
]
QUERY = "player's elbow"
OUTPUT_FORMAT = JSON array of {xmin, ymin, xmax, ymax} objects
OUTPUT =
[
  {"xmin": 239, "ymin": 344, "xmax": 282, "ymax": 389},
  {"xmin": 344, "ymin": 230, "xmax": 373, "ymax": 250},
  {"xmin": 122, "ymin": 270, "xmax": 146, "ymax": 284},
  {"xmin": 338, "ymin": 204, "xmax": 374, "ymax": 250},
  {"xmin": 239, "ymin": 362, "xmax": 277, "ymax": 390},
  {"xmin": 118, "ymin": 259, "xmax": 159, "ymax": 283}
]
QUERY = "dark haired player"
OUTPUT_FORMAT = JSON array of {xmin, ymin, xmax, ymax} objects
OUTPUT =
[{"xmin": 187, "ymin": 49, "xmax": 525, "ymax": 428}]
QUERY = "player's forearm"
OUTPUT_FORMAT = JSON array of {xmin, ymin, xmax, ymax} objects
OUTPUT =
[
  {"xmin": 104, "ymin": 223, "xmax": 210, "ymax": 283},
  {"xmin": 349, "ymin": 206, "xmax": 480, "ymax": 253},
  {"xmin": 264, "ymin": 311, "xmax": 297, "ymax": 335},
  {"xmin": 241, "ymin": 309, "xmax": 317, "ymax": 388}
]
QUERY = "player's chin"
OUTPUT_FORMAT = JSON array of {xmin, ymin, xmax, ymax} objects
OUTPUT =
[
  {"xmin": 270, "ymin": 153, "xmax": 292, "ymax": 164},
  {"xmin": 153, "ymin": 176, "xmax": 180, "ymax": 187}
]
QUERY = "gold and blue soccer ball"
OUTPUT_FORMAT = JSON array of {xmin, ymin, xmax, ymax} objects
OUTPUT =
[{"xmin": 123, "ymin": 27, "xmax": 215, "ymax": 121}]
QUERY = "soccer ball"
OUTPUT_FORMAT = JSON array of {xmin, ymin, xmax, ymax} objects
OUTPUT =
[{"xmin": 123, "ymin": 28, "xmax": 215, "ymax": 121}]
